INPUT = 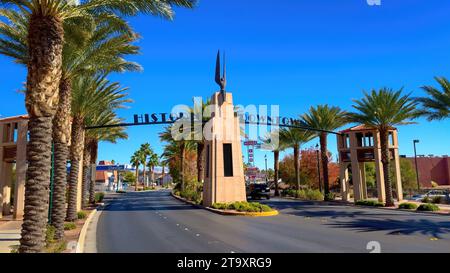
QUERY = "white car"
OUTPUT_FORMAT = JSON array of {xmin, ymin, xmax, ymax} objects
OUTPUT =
[{"xmin": 411, "ymin": 190, "xmax": 449, "ymax": 201}]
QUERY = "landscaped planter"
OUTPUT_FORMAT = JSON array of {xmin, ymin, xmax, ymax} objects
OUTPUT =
[{"xmin": 171, "ymin": 192, "xmax": 279, "ymax": 217}]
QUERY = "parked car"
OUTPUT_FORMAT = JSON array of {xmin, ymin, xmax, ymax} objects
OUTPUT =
[
  {"xmin": 411, "ymin": 190, "xmax": 449, "ymax": 202},
  {"xmin": 246, "ymin": 182, "xmax": 271, "ymax": 200}
]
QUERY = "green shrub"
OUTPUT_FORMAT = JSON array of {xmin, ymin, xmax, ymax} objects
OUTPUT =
[
  {"xmin": 398, "ymin": 202, "xmax": 418, "ymax": 210},
  {"xmin": 325, "ymin": 192, "xmax": 336, "ymax": 201},
  {"xmin": 282, "ymin": 189, "xmax": 297, "ymax": 197},
  {"xmin": 77, "ymin": 211, "xmax": 87, "ymax": 220},
  {"xmin": 116, "ymin": 190, "xmax": 126, "ymax": 194},
  {"xmin": 432, "ymin": 196, "xmax": 444, "ymax": 204},
  {"xmin": 355, "ymin": 199, "xmax": 384, "ymax": 207},
  {"xmin": 417, "ymin": 203, "xmax": 440, "ymax": 212},
  {"xmin": 306, "ymin": 189, "xmax": 324, "ymax": 201},
  {"xmin": 179, "ymin": 189, "xmax": 202, "ymax": 204},
  {"xmin": 95, "ymin": 192, "xmax": 105, "ymax": 203},
  {"xmin": 46, "ymin": 240, "xmax": 67, "ymax": 253},
  {"xmin": 212, "ymin": 201, "xmax": 274, "ymax": 213},
  {"xmin": 212, "ymin": 203, "xmax": 228, "ymax": 210},
  {"xmin": 295, "ymin": 189, "xmax": 324, "ymax": 201},
  {"xmin": 64, "ymin": 222, "xmax": 77, "ymax": 230},
  {"xmin": 422, "ymin": 196, "xmax": 432, "ymax": 203}
]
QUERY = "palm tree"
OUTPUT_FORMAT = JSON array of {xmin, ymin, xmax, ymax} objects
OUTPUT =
[
  {"xmin": 160, "ymin": 126, "xmax": 195, "ymax": 190},
  {"xmin": 85, "ymin": 112, "xmax": 127, "ymax": 202},
  {"xmin": 416, "ymin": 77, "xmax": 450, "ymax": 121},
  {"xmin": 0, "ymin": 0, "xmax": 196, "ymax": 253},
  {"xmin": 147, "ymin": 152, "xmax": 159, "ymax": 185},
  {"xmin": 189, "ymin": 99, "xmax": 210, "ymax": 183},
  {"xmin": 160, "ymin": 159, "xmax": 168, "ymax": 186},
  {"xmin": 130, "ymin": 150, "xmax": 143, "ymax": 191},
  {"xmin": 302, "ymin": 105, "xmax": 347, "ymax": 199},
  {"xmin": 0, "ymin": 11, "xmax": 140, "ymax": 240},
  {"xmin": 67, "ymin": 74, "xmax": 130, "ymax": 221},
  {"xmin": 139, "ymin": 143, "xmax": 153, "ymax": 188},
  {"xmin": 280, "ymin": 128, "xmax": 315, "ymax": 191},
  {"xmin": 262, "ymin": 130, "xmax": 287, "ymax": 196},
  {"xmin": 348, "ymin": 88, "xmax": 419, "ymax": 207}
]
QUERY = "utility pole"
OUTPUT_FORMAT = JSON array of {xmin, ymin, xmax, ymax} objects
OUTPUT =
[{"xmin": 413, "ymin": 139, "xmax": 420, "ymax": 191}]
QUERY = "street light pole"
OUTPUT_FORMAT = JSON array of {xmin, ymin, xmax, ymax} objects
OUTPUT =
[
  {"xmin": 264, "ymin": 154, "xmax": 268, "ymax": 182},
  {"xmin": 316, "ymin": 144, "xmax": 322, "ymax": 193},
  {"xmin": 413, "ymin": 139, "xmax": 420, "ymax": 191}
]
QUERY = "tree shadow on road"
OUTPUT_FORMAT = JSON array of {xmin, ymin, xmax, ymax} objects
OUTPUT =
[{"xmin": 327, "ymin": 218, "xmax": 450, "ymax": 239}]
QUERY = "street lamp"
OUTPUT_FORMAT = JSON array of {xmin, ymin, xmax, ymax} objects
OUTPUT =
[
  {"xmin": 315, "ymin": 144, "xmax": 322, "ymax": 193},
  {"xmin": 264, "ymin": 154, "xmax": 268, "ymax": 182},
  {"xmin": 413, "ymin": 139, "xmax": 420, "ymax": 191}
]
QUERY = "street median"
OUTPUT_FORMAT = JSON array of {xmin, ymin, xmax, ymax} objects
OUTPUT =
[{"xmin": 171, "ymin": 192, "xmax": 279, "ymax": 217}]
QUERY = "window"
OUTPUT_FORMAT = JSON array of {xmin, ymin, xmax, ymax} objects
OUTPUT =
[{"xmin": 223, "ymin": 144, "xmax": 233, "ymax": 177}]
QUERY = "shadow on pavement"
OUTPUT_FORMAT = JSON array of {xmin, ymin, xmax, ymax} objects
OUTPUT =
[
  {"xmin": 263, "ymin": 199, "xmax": 450, "ymax": 239},
  {"xmin": 327, "ymin": 218, "xmax": 450, "ymax": 239},
  {"xmin": 98, "ymin": 191, "xmax": 200, "ymax": 212}
]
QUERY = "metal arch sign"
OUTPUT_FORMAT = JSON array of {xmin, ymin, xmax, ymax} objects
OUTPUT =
[{"xmin": 85, "ymin": 112, "xmax": 342, "ymax": 135}]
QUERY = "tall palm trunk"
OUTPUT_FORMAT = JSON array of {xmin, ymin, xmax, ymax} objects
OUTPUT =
[
  {"xmin": 150, "ymin": 166, "xmax": 154, "ymax": 184},
  {"xmin": 89, "ymin": 140, "xmax": 98, "ymax": 204},
  {"xmin": 50, "ymin": 78, "xmax": 71, "ymax": 240},
  {"xmin": 19, "ymin": 14, "xmax": 63, "ymax": 253},
  {"xmin": 293, "ymin": 144, "xmax": 300, "ymax": 191},
  {"xmin": 82, "ymin": 139, "xmax": 91, "ymax": 209},
  {"xmin": 274, "ymin": 150, "xmax": 280, "ymax": 196},
  {"xmin": 161, "ymin": 165, "xmax": 165, "ymax": 186},
  {"xmin": 142, "ymin": 162, "xmax": 147, "ymax": 188},
  {"xmin": 380, "ymin": 129, "xmax": 394, "ymax": 207},
  {"xmin": 66, "ymin": 116, "xmax": 85, "ymax": 221},
  {"xmin": 320, "ymin": 132, "xmax": 330, "ymax": 198},
  {"xmin": 134, "ymin": 164, "xmax": 139, "ymax": 191},
  {"xmin": 180, "ymin": 143, "xmax": 186, "ymax": 191},
  {"xmin": 197, "ymin": 142, "xmax": 205, "ymax": 183}
]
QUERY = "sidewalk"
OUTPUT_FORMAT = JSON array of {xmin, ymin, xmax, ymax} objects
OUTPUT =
[{"xmin": 0, "ymin": 218, "xmax": 22, "ymax": 253}]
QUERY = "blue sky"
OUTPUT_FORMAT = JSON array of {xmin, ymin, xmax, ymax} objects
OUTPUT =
[{"xmin": 1, "ymin": 0, "xmax": 449, "ymax": 169}]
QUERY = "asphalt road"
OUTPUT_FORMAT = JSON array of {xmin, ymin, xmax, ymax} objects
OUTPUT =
[{"xmin": 96, "ymin": 190, "xmax": 450, "ymax": 253}]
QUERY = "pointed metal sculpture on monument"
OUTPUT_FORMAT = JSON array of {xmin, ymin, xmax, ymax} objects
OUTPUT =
[{"xmin": 215, "ymin": 50, "xmax": 227, "ymax": 98}]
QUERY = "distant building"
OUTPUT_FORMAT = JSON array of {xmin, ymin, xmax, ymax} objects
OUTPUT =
[
  {"xmin": 95, "ymin": 160, "xmax": 135, "ymax": 185},
  {"xmin": 405, "ymin": 156, "xmax": 450, "ymax": 187}
]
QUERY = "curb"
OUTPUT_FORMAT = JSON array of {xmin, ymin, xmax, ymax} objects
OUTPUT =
[
  {"xmin": 75, "ymin": 208, "xmax": 98, "ymax": 253},
  {"xmin": 171, "ymin": 192, "xmax": 279, "ymax": 217},
  {"xmin": 280, "ymin": 196, "xmax": 450, "ymax": 216}
]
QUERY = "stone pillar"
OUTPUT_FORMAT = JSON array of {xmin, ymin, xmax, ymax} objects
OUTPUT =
[
  {"xmin": 349, "ymin": 132, "xmax": 362, "ymax": 201},
  {"xmin": 0, "ymin": 124, "xmax": 4, "ymax": 219},
  {"xmin": 1, "ymin": 163, "xmax": 12, "ymax": 215},
  {"xmin": 373, "ymin": 131, "xmax": 386, "ymax": 203},
  {"xmin": 393, "ymin": 148, "xmax": 403, "ymax": 201},
  {"xmin": 359, "ymin": 162, "xmax": 368, "ymax": 199},
  {"xmin": 340, "ymin": 164, "xmax": 350, "ymax": 201},
  {"xmin": 203, "ymin": 91, "xmax": 246, "ymax": 207},
  {"xmin": 14, "ymin": 121, "xmax": 27, "ymax": 219}
]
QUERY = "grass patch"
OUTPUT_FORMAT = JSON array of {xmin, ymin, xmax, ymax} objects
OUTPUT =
[
  {"xmin": 45, "ymin": 240, "xmax": 67, "ymax": 253},
  {"xmin": 212, "ymin": 201, "xmax": 274, "ymax": 213},
  {"xmin": 398, "ymin": 202, "xmax": 418, "ymax": 210},
  {"xmin": 77, "ymin": 211, "xmax": 87, "ymax": 220},
  {"xmin": 95, "ymin": 192, "xmax": 105, "ymax": 203},
  {"xmin": 64, "ymin": 222, "xmax": 77, "ymax": 231},
  {"xmin": 355, "ymin": 199, "xmax": 385, "ymax": 207},
  {"xmin": 417, "ymin": 203, "xmax": 440, "ymax": 212}
]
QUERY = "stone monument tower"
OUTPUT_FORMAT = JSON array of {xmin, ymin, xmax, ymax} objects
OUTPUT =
[{"xmin": 202, "ymin": 51, "xmax": 246, "ymax": 207}]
